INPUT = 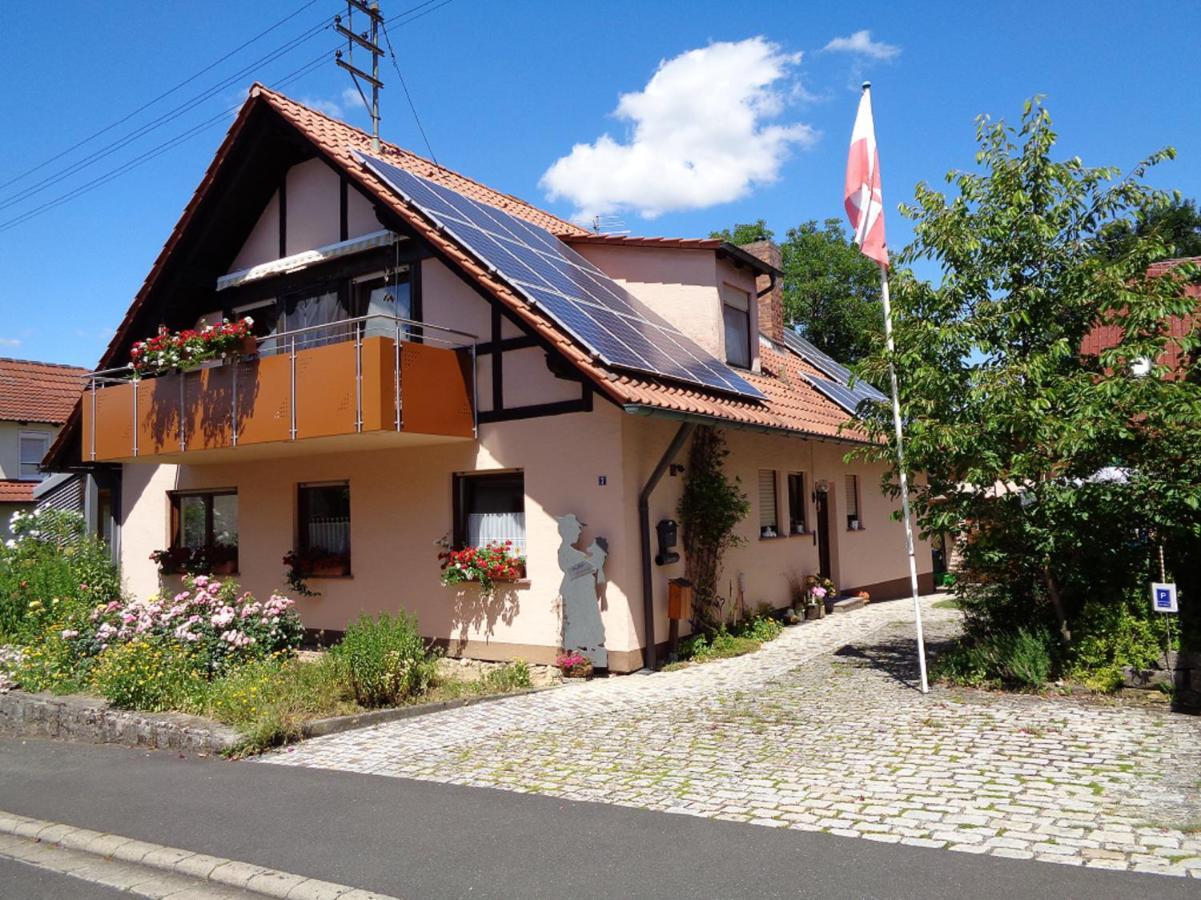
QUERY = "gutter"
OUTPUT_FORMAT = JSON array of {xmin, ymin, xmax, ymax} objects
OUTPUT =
[
  {"xmin": 621, "ymin": 404, "xmax": 874, "ymax": 447},
  {"xmin": 637, "ymin": 422, "xmax": 695, "ymax": 670}
]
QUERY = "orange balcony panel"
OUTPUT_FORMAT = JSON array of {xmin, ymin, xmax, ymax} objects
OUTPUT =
[
  {"xmin": 233, "ymin": 354, "xmax": 292, "ymax": 446},
  {"xmin": 400, "ymin": 341, "xmax": 474, "ymax": 438},
  {"xmin": 82, "ymin": 335, "xmax": 475, "ymax": 462}
]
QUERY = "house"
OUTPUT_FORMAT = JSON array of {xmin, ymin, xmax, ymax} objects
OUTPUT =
[
  {"xmin": 0, "ymin": 358, "xmax": 88, "ymax": 540},
  {"xmin": 46, "ymin": 85, "xmax": 933, "ymax": 671}
]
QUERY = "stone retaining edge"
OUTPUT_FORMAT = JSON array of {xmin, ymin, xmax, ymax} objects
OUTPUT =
[
  {"xmin": 0, "ymin": 808, "xmax": 398, "ymax": 900},
  {"xmin": 300, "ymin": 684, "xmax": 558, "ymax": 739},
  {"xmin": 0, "ymin": 690, "xmax": 239, "ymax": 753}
]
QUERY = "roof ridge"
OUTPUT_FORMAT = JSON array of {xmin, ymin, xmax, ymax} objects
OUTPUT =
[
  {"xmin": 0, "ymin": 357, "xmax": 89, "ymax": 372},
  {"xmin": 249, "ymin": 83, "xmax": 588, "ymax": 237}
]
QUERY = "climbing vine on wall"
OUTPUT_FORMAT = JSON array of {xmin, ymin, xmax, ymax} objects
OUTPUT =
[{"xmin": 677, "ymin": 426, "xmax": 749, "ymax": 630}]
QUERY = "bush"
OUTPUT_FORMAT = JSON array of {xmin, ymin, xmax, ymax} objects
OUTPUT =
[
  {"xmin": 933, "ymin": 627, "xmax": 1056, "ymax": 689},
  {"xmin": 85, "ymin": 575, "xmax": 303, "ymax": 676},
  {"xmin": 91, "ymin": 639, "xmax": 205, "ymax": 711},
  {"xmin": 332, "ymin": 612, "xmax": 434, "ymax": 707},
  {"xmin": 1066, "ymin": 600, "xmax": 1165, "ymax": 692},
  {"xmin": 11, "ymin": 627, "xmax": 89, "ymax": 694},
  {"xmin": 738, "ymin": 614, "xmax": 783, "ymax": 643},
  {"xmin": 0, "ymin": 509, "xmax": 121, "ymax": 643},
  {"xmin": 482, "ymin": 660, "xmax": 532, "ymax": 692}
]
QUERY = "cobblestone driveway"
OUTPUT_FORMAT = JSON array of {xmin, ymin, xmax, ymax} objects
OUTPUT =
[{"xmin": 260, "ymin": 597, "xmax": 1201, "ymax": 878}]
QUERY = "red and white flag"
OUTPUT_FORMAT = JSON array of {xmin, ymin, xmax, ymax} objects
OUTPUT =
[{"xmin": 844, "ymin": 84, "xmax": 888, "ymax": 268}]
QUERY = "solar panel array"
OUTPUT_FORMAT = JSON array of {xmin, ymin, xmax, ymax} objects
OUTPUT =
[
  {"xmin": 778, "ymin": 328, "xmax": 887, "ymax": 414},
  {"xmin": 358, "ymin": 153, "xmax": 763, "ymax": 400}
]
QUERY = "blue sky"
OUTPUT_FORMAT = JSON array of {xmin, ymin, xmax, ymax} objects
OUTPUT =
[{"xmin": 1, "ymin": 0, "xmax": 1198, "ymax": 367}]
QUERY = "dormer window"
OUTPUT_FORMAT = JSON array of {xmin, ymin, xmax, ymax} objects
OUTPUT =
[{"xmin": 722, "ymin": 283, "xmax": 752, "ymax": 369}]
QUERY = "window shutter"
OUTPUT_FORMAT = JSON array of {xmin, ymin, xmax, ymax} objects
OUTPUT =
[{"xmin": 758, "ymin": 470, "xmax": 778, "ymax": 533}]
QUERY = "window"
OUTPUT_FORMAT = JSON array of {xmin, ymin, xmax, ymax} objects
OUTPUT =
[
  {"xmin": 721, "ymin": 284, "xmax": 752, "ymax": 369},
  {"xmin": 281, "ymin": 288, "xmax": 351, "ymax": 349},
  {"xmin": 787, "ymin": 473, "xmax": 807, "ymax": 535},
  {"xmin": 454, "ymin": 471, "xmax": 526, "ymax": 553},
  {"xmin": 234, "ymin": 299, "xmax": 280, "ymax": 353},
  {"xmin": 845, "ymin": 474, "xmax": 861, "ymax": 530},
  {"xmin": 169, "ymin": 490, "xmax": 238, "ymax": 572},
  {"xmin": 297, "ymin": 482, "xmax": 352, "ymax": 575},
  {"xmin": 18, "ymin": 431, "xmax": 50, "ymax": 480},
  {"xmin": 354, "ymin": 271, "xmax": 414, "ymax": 339},
  {"xmin": 758, "ymin": 469, "xmax": 779, "ymax": 538}
]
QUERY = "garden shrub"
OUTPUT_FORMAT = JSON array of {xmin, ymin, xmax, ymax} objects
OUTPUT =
[
  {"xmin": 739, "ymin": 614, "xmax": 783, "ymax": 643},
  {"xmin": 933, "ymin": 627, "xmax": 1056, "ymax": 689},
  {"xmin": 85, "ymin": 575, "xmax": 303, "ymax": 676},
  {"xmin": 11, "ymin": 627, "xmax": 89, "ymax": 694},
  {"xmin": 1066, "ymin": 601, "xmax": 1165, "ymax": 692},
  {"xmin": 91, "ymin": 639, "xmax": 205, "ymax": 711},
  {"xmin": 332, "ymin": 612, "xmax": 434, "ymax": 707},
  {"xmin": 0, "ymin": 509, "xmax": 121, "ymax": 643},
  {"xmin": 482, "ymin": 659, "xmax": 531, "ymax": 692}
]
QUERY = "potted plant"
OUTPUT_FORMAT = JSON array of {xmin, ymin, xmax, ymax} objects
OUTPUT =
[
  {"xmin": 130, "ymin": 317, "xmax": 256, "ymax": 377},
  {"xmin": 150, "ymin": 544, "xmax": 237, "ymax": 576},
  {"xmin": 439, "ymin": 541, "xmax": 526, "ymax": 596},
  {"xmin": 556, "ymin": 651, "xmax": 594, "ymax": 679}
]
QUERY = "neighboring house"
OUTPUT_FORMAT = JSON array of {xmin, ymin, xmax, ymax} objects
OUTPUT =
[
  {"xmin": 46, "ymin": 85, "xmax": 933, "ymax": 671},
  {"xmin": 0, "ymin": 358, "xmax": 87, "ymax": 539}
]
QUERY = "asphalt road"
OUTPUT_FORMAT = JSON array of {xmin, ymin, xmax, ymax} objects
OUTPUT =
[
  {"xmin": 0, "ymin": 854, "xmax": 132, "ymax": 899},
  {"xmin": 0, "ymin": 738, "xmax": 1193, "ymax": 900}
]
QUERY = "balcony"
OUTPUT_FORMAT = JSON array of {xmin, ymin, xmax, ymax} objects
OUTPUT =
[{"xmin": 81, "ymin": 316, "xmax": 477, "ymax": 463}]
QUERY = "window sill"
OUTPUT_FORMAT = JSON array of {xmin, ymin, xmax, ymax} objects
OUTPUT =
[
  {"xmin": 758, "ymin": 534, "xmax": 789, "ymax": 542},
  {"xmin": 788, "ymin": 530, "xmax": 811, "ymax": 538},
  {"xmin": 846, "ymin": 528, "xmax": 866, "ymax": 534},
  {"xmin": 300, "ymin": 572, "xmax": 353, "ymax": 580}
]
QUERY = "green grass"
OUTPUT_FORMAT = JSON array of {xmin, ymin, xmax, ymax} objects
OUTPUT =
[{"xmin": 932, "ymin": 598, "xmax": 961, "ymax": 610}]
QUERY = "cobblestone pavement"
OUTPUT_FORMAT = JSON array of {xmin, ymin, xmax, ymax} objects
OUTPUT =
[{"xmin": 260, "ymin": 597, "xmax": 1201, "ymax": 878}]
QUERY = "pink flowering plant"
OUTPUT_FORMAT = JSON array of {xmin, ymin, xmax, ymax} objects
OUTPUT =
[
  {"xmin": 77, "ymin": 574, "xmax": 302, "ymax": 676},
  {"xmin": 555, "ymin": 651, "xmax": 593, "ymax": 678}
]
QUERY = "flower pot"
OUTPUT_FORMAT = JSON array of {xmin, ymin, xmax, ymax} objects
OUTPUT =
[
  {"xmin": 306, "ymin": 561, "xmax": 348, "ymax": 578},
  {"xmin": 239, "ymin": 333, "xmax": 258, "ymax": 356},
  {"xmin": 804, "ymin": 606, "xmax": 821, "ymax": 620},
  {"xmin": 210, "ymin": 559, "xmax": 238, "ymax": 576}
]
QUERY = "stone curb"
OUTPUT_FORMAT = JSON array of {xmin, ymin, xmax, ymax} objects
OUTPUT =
[
  {"xmin": 0, "ymin": 809, "xmax": 398, "ymax": 899},
  {"xmin": 300, "ymin": 684, "xmax": 558, "ymax": 739}
]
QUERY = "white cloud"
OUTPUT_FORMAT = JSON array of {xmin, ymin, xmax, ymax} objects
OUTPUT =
[
  {"xmin": 822, "ymin": 30, "xmax": 901, "ymax": 61},
  {"xmin": 0, "ymin": 337, "xmax": 21, "ymax": 347},
  {"xmin": 540, "ymin": 37, "xmax": 817, "ymax": 220},
  {"xmin": 299, "ymin": 95, "xmax": 345, "ymax": 119}
]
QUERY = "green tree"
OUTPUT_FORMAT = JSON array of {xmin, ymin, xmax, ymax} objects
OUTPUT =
[
  {"xmin": 712, "ymin": 218, "xmax": 883, "ymax": 363},
  {"xmin": 854, "ymin": 98, "xmax": 1200, "ymax": 651},
  {"xmin": 1102, "ymin": 196, "xmax": 1201, "ymax": 260},
  {"xmin": 710, "ymin": 219, "xmax": 774, "ymax": 245}
]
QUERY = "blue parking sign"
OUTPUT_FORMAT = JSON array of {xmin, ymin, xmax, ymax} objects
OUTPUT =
[{"xmin": 1151, "ymin": 582, "xmax": 1178, "ymax": 613}]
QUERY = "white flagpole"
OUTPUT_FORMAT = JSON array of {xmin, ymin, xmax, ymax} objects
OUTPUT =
[{"xmin": 878, "ymin": 262, "xmax": 929, "ymax": 694}]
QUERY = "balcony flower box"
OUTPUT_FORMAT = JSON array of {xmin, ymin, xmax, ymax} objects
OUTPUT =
[
  {"xmin": 285, "ymin": 548, "xmax": 351, "ymax": 579},
  {"xmin": 151, "ymin": 545, "xmax": 238, "ymax": 576}
]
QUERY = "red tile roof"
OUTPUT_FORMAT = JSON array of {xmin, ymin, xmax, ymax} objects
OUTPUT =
[
  {"xmin": 0, "ymin": 480, "xmax": 36, "ymax": 504},
  {"xmin": 55, "ymin": 86, "xmax": 871, "ymax": 466},
  {"xmin": 0, "ymin": 358, "xmax": 87, "ymax": 424}
]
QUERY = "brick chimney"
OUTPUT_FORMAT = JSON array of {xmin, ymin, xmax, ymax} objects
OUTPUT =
[{"xmin": 739, "ymin": 240, "xmax": 784, "ymax": 342}]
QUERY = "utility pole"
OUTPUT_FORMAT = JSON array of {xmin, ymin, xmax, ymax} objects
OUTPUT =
[{"xmin": 335, "ymin": 0, "xmax": 385, "ymax": 151}]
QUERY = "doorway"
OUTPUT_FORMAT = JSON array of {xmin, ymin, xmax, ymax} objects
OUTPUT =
[{"xmin": 814, "ymin": 484, "xmax": 832, "ymax": 578}]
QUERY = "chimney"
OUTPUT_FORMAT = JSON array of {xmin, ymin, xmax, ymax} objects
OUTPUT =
[{"xmin": 739, "ymin": 240, "xmax": 784, "ymax": 342}]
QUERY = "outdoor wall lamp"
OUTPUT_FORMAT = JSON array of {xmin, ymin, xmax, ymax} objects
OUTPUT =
[{"xmin": 655, "ymin": 518, "xmax": 680, "ymax": 565}]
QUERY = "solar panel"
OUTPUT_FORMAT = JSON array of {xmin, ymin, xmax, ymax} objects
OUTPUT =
[
  {"xmin": 780, "ymin": 329, "xmax": 887, "ymax": 404},
  {"xmin": 357, "ymin": 153, "xmax": 763, "ymax": 400}
]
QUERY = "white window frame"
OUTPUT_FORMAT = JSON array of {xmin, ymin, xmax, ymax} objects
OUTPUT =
[
  {"xmin": 18, "ymin": 430, "xmax": 51, "ymax": 481},
  {"xmin": 721, "ymin": 283, "xmax": 753, "ymax": 369}
]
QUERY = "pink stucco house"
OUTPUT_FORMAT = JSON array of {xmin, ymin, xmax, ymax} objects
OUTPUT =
[{"xmin": 48, "ymin": 86, "xmax": 933, "ymax": 672}]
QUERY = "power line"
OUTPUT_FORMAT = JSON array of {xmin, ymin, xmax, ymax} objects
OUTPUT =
[
  {"xmin": 0, "ymin": 17, "xmax": 334, "ymax": 212},
  {"xmin": 380, "ymin": 11, "xmax": 444, "ymax": 163},
  {"xmin": 0, "ymin": 49, "xmax": 335, "ymax": 234},
  {"xmin": 0, "ymin": 0, "xmax": 324, "ymax": 194}
]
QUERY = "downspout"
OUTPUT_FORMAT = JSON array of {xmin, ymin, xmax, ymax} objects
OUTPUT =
[{"xmin": 638, "ymin": 422, "xmax": 695, "ymax": 670}]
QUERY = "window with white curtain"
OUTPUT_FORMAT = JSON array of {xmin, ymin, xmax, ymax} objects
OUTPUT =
[
  {"xmin": 758, "ymin": 469, "xmax": 778, "ymax": 538},
  {"xmin": 455, "ymin": 471, "xmax": 526, "ymax": 554},
  {"xmin": 298, "ymin": 481, "xmax": 351, "ymax": 574}
]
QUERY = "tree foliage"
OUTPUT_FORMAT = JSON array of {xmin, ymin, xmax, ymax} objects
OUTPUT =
[
  {"xmin": 854, "ymin": 98, "xmax": 1201, "ymax": 652},
  {"xmin": 1102, "ymin": 196, "xmax": 1201, "ymax": 260},
  {"xmin": 712, "ymin": 218, "xmax": 883, "ymax": 363}
]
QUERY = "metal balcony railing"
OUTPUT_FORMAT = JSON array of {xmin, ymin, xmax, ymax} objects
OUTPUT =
[{"xmin": 83, "ymin": 314, "xmax": 478, "ymax": 461}]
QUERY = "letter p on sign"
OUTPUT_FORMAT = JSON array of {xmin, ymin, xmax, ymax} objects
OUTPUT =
[{"xmin": 1151, "ymin": 582, "xmax": 1178, "ymax": 613}]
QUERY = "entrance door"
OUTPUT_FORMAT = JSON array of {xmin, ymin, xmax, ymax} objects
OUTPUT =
[{"xmin": 814, "ymin": 486, "xmax": 832, "ymax": 578}]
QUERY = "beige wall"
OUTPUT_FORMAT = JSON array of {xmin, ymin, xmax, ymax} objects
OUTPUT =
[
  {"xmin": 0, "ymin": 421, "xmax": 60, "ymax": 481},
  {"xmin": 120, "ymin": 401, "xmax": 638, "ymax": 663},
  {"xmin": 576, "ymin": 244, "xmax": 760, "ymax": 372},
  {"xmin": 231, "ymin": 158, "xmax": 379, "ymax": 271}
]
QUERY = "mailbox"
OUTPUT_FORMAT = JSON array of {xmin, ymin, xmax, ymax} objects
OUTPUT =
[
  {"xmin": 655, "ymin": 518, "xmax": 680, "ymax": 565},
  {"xmin": 668, "ymin": 578, "xmax": 694, "ymax": 621}
]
